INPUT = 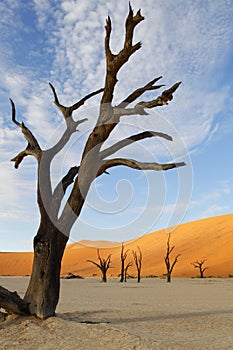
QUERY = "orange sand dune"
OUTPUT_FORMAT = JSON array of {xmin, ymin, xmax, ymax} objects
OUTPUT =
[{"xmin": 1, "ymin": 214, "xmax": 233, "ymax": 277}]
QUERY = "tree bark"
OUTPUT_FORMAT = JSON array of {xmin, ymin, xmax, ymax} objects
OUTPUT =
[
  {"xmin": 167, "ymin": 273, "xmax": 171, "ymax": 283},
  {"xmin": 137, "ymin": 271, "xmax": 141, "ymax": 283},
  {"xmin": 102, "ymin": 270, "xmax": 107, "ymax": 283},
  {"xmin": 120, "ymin": 260, "xmax": 125, "ymax": 283},
  {"xmin": 23, "ymin": 218, "xmax": 68, "ymax": 318}
]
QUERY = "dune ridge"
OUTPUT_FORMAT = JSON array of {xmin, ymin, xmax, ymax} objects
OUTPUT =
[{"xmin": 0, "ymin": 214, "xmax": 233, "ymax": 277}]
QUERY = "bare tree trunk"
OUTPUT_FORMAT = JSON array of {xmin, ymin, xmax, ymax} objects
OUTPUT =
[
  {"xmin": 119, "ymin": 243, "xmax": 129, "ymax": 283},
  {"xmin": 132, "ymin": 246, "xmax": 142, "ymax": 283},
  {"xmin": 23, "ymin": 218, "xmax": 68, "ymax": 318},
  {"xmin": 164, "ymin": 233, "xmax": 180, "ymax": 283},
  {"xmin": 167, "ymin": 273, "xmax": 171, "ymax": 283},
  {"xmin": 120, "ymin": 261, "xmax": 125, "ymax": 283},
  {"xmin": 102, "ymin": 270, "xmax": 107, "ymax": 283},
  {"xmin": 137, "ymin": 270, "xmax": 141, "ymax": 283}
]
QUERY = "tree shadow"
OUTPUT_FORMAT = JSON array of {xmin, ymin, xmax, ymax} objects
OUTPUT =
[{"xmin": 57, "ymin": 308, "xmax": 233, "ymax": 325}]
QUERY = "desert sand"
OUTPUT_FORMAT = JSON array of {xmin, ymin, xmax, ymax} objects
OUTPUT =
[
  {"xmin": 1, "ymin": 214, "xmax": 233, "ymax": 278},
  {"xmin": 1, "ymin": 277, "xmax": 233, "ymax": 349}
]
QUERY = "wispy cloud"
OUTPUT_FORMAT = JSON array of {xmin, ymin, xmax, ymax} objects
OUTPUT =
[
  {"xmin": 201, "ymin": 204, "xmax": 229, "ymax": 219},
  {"xmin": 188, "ymin": 181, "xmax": 233, "ymax": 221},
  {"xmin": 0, "ymin": 1, "xmax": 233, "ymax": 249}
]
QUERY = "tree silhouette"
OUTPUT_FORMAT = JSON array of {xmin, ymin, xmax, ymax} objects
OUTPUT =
[
  {"xmin": 87, "ymin": 249, "xmax": 111, "ymax": 282},
  {"xmin": 132, "ymin": 246, "xmax": 143, "ymax": 283},
  {"xmin": 0, "ymin": 4, "xmax": 185, "ymax": 318},
  {"xmin": 119, "ymin": 243, "xmax": 130, "ymax": 282},
  {"xmin": 124, "ymin": 261, "xmax": 133, "ymax": 282},
  {"xmin": 191, "ymin": 258, "xmax": 208, "ymax": 278},
  {"xmin": 164, "ymin": 233, "xmax": 180, "ymax": 282}
]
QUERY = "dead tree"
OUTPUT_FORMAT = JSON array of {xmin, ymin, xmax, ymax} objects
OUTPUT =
[
  {"xmin": 124, "ymin": 261, "xmax": 133, "ymax": 282},
  {"xmin": 191, "ymin": 258, "xmax": 208, "ymax": 278},
  {"xmin": 132, "ymin": 246, "xmax": 143, "ymax": 283},
  {"xmin": 87, "ymin": 249, "xmax": 111, "ymax": 282},
  {"xmin": 119, "ymin": 243, "xmax": 130, "ymax": 282},
  {"xmin": 0, "ymin": 4, "xmax": 185, "ymax": 318},
  {"xmin": 164, "ymin": 233, "xmax": 180, "ymax": 282}
]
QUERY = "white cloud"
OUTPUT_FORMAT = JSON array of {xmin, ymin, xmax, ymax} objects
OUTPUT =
[
  {"xmin": 202, "ymin": 204, "xmax": 230, "ymax": 219},
  {"xmin": 2, "ymin": 1, "xmax": 233, "ymax": 155},
  {"xmin": 188, "ymin": 180, "xmax": 233, "ymax": 222}
]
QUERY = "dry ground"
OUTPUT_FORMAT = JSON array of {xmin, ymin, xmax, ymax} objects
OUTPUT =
[{"xmin": 0, "ymin": 277, "xmax": 233, "ymax": 349}]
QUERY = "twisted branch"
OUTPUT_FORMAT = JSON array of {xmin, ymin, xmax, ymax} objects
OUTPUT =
[
  {"xmin": 10, "ymin": 99, "xmax": 42, "ymax": 168},
  {"xmin": 98, "ymin": 158, "xmax": 185, "ymax": 175}
]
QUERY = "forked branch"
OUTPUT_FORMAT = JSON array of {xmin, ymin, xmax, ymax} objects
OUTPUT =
[
  {"xmin": 87, "ymin": 249, "xmax": 112, "ymax": 282},
  {"xmin": 46, "ymin": 84, "xmax": 104, "ymax": 159},
  {"xmin": 138, "ymin": 82, "xmax": 181, "ymax": 108},
  {"xmin": 102, "ymin": 3, "xmax": 144, "ymax": 105},
  {"xmin": 125, "ymin": 4, "xmax": 144, "ymax": 48},
  {"xmin": 49, "ymin": 82, "xmax": 103, "ymax": 124},
  {"xmin": 114, "ymin": 82, "xmax": 182, "ymax": 117},
  {"xmin": 118, "ymin": 76, "xmax": 164, "ymax": 108}
]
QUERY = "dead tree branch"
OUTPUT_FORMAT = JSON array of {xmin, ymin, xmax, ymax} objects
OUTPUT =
[
  {"xmin": 100, "ymin": 131, "xmax": 172, "ymax": 159},
  {"xmin": 132, "ymin": 246, "xmax": 143, "ymax": 283},
  {"xmin": 118, "ymin": 76, "xmax": 164, "ymax": 108},
  {"xmin": 124, "ymin": 261, "xmax": 133, "ymax": 282},
  {"xmin": 87, "ymin": 249, "xmax": 111, "ymax": 282},
  {"xmin": 114, "ymin": 82, "xmax": 182, "ymax": 117},
  {"xmin": 119, "ymin": 243, "xmax": 129, "ymax": 282},
  {"xmin": 10, "ymin": 99, "xmax": 42, "ymax": 168},
  {"xmin": 191, "ymin": 258, "xmax": 208, "ymax": 278},
  {"xmin": 0, "ymin": 286, "xmax": 30, "ymax": 316},
  {"xmin": 164, "ymin": 233, "xmax": 180, "ymax": 282},
  {"xmin": 49, "ymin": 82, "xmax": 103, "ymax": 123},
  {"xmin": 98, "ymin": 158, "xmax": 185, "ymax": 176}
]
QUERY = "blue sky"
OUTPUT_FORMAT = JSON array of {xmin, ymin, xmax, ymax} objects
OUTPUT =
[{"xmin": 0, "ymin": 0, "xmax": 233, "ymax": 251}]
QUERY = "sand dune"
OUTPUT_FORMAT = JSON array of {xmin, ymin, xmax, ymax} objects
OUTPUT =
[{"xmin": 1, "ymin": 214, "xmax": 233, "ymax": 277}]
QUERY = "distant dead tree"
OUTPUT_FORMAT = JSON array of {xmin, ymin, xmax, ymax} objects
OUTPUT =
[
  {"xmin": 124, "ymin": 261, "xmax": 133, "ymax": 282},
  {"xmin": 191, "ymin": 258, "xmax": 208, "ymax": 278},
  {"xmin": 87, "ymin": 249, "xmax": 111, "ymax": 282},
  {"xmin": 119, "ymin": 243, "xmax": 129, "ymax": 282},
  {"xmin": 164, "ymin": 233, "xmax": 180, "ymax": 282},
  {"xmin": 132, "ymin": 246, "xmax": 143, "ymax": 283}
]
